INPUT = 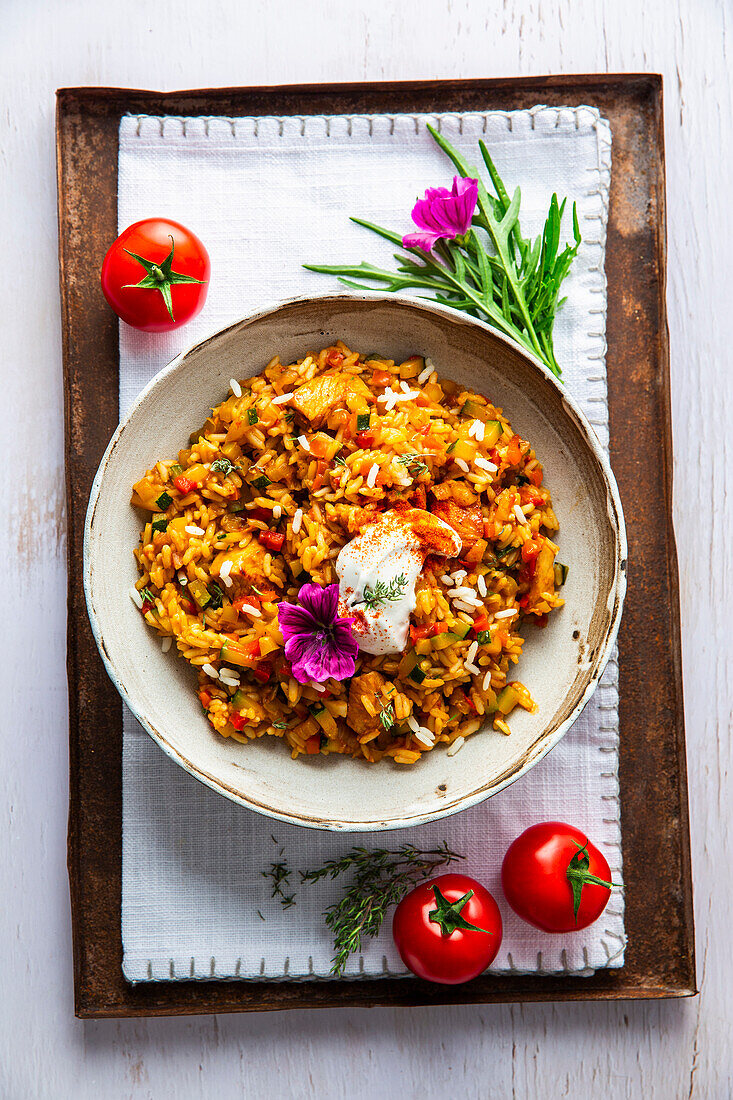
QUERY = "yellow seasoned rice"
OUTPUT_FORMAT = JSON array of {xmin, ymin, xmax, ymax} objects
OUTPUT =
[{"xmin": 130, "ymin": 343, "xmax": 564, "ymax": 762}]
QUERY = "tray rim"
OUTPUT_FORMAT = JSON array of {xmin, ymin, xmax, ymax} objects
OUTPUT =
[{"xmin": 57, "ymin": 73, "xmax": 696, "ymax": 1018}]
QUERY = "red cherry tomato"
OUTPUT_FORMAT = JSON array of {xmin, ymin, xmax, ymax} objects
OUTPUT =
[
  {"xmin": 101, "ymin": 218, "xmax": 210, "ymax": 332},
  {"xmin": 501, "ymin": 822, "xmax": 615, "ymax": 933},
  {"xmin": 392, "ymin": 873, "xmax": 502, "ymax": 985}
]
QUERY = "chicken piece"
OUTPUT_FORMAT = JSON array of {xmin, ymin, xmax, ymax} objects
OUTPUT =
[
  {"xmin": 347, "ymin": 670, "xmax": 389, "ymax": 738},
  {"xmin": 400, "ymin": 506, "xmax": 463, "ymax": 558},
  {"xmin": 526, "ymin": 542, "xmax": 557, "ymax": 610},
  {"xmin": 289, "ymin": 372, "xmax": 367, "ymax": 427},
  {"xmin": 211, "ymin": 542, "xmax": 267, "ymax": 584},
  {"xmin": 431, "ymin": 498, "xmax": 484, "ymax": 553}
]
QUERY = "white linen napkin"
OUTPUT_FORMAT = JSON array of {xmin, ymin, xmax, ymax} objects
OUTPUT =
[{"xmin": 117, "ymin": 107, "xmax": 623, "ymax": 982}]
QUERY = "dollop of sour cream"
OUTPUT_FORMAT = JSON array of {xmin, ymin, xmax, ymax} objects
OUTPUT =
[{"xmin": 336, "ymin": 508, "xmax": 462, "ymax": 655}]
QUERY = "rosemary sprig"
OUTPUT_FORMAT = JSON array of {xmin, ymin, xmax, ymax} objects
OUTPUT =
[
  {"xmin": 362, "ymin": 573, "xmax": 407, "ymax": 609},
  {"xmin": 304, "ymin": 125, "xmax": 580, "ymax": 378},
  {"xmin": 301, "ymin": 842, "xmax": 463, "ymax": 975}
]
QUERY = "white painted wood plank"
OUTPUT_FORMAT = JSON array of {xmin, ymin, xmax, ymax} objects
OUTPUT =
[{"xmin": 1, "ymin": 0, "xmax": 731, "ymax": 1096}]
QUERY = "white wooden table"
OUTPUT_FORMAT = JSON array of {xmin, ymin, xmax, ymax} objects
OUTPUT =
[{"xmin": 2, "ymin": 0, "xmax": 730, "ymax": 1096}]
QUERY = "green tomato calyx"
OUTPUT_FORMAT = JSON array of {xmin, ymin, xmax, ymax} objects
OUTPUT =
[{"xmin": 428, "ymin": 885, "xmax": 492, "ymax": 938}]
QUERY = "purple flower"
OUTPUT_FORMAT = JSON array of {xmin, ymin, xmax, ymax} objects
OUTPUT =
[
  {"xmin": 402, "ymin": 176, "xmax": 479, "ymax": 253},
  {"xmin": 277, "ymin": 582, "xmax": 358, "ymax": 685}
]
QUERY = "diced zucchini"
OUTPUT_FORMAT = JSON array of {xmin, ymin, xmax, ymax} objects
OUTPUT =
[
  {"xmin": 247, "ymin": 407, "xmax": 258, "ymax": 425},
  {"xmin": 252, "ymin": 474, "xmax": 271, "ymax": 492},
  {"xmin": 207, "ymin": 583, "xmax": 224, "ymax": 610},
  {"xmin": 483, "ymin": 420, "xmax": 502, "ymax": 448},
  {"xmin": 151, "ymin": 513, "xmax": 168, "ymax": 533},
  {"xmin": 434, "ymin": 630, "xmax": 467, "ymax": 649},
  {"xmin": 229, "ymin": 501, "xmax": 246, "ymax": 513},
  {"xmin": 451, "ymin": 621, "xmax": 472, "ymax": 640},
  {"xmin": 258, "ymin": 636, "xmax": 279, "ymax": 658},
  {"xmin": 447, "ymin": 438, "xmax": 477, "ymax": 462},
  {"xmin": 220, "ymin": 643, "xmax": 252, "ymax": 668},
  {"xmin": 415, "ymin": 639, "xmax": 433, "ymax": 656},
  {"xmin": 231, "ymin": 689, "xmax": 247, "ymax": 710},
  {"xmin": 188, "ymin": 579, "xmax": 211, "ymax": 609},
  {"xmin": 310, "ymin": 704, "xmax": 338, "ymax": 740},
  {"xmin": 356, "ymin": 412, "xmax": 371, "ymax": 432},
  {"xmin": 155, "ymin": 491, "xmax": 173, "ymax": 510},
  {"xmin": 459, "ymin": 399, "xmax": 488, "ymax": 420},
  {"xmin": 408, "ymin": 664, "xmax": 426, "ymax": 684},
  {"xmin": 495, "ymin": 685, "xmax": 520, "ymax": 715},
  {"xmin": 476, "ymin": 629, "xmax": 493, "ymax": 645},
  {"xmin": 554, "ymin": 563, "xmax": 569, "ymax": 587},
  {"xmin": 169, "ymin": 463, "xmax": 183, "ymax": 478}
]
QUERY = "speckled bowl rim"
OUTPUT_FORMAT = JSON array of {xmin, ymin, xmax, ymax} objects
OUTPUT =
[{"xmin": 84, "ymin": 292, "xmax": 627, "ymax": 831}]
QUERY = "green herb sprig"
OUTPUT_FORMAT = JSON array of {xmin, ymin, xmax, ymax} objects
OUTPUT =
[
  {"xmin": 305, "ymin": 125, "xmax": 580, "ymax": 378},
  {"xmin": 397, "ymin": 452, "xmax": 429, "ymax": 476},
  {"xmin": 263, "ymin": 860, "xmax": 296, "ymax": 909},
  {"xmin": 301, "ymin": 842, "xmax": 463, "ymax": 975},
  {"xmin": 211, "ymin": 457, "xmax": 236, "ymax": 476},
  {"xmin": 362, "ymin": 573, "xmax": 407, "ymax": 609}
]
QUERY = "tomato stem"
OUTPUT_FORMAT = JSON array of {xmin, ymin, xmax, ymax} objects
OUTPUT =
[
  {"xmin": 121, "ymin": 235, "xmax": 207, "ymax": 320},
  {"xmin": 566, "ymin": 841, "xmax": 617, "ymax": 923},
  {"xmin": 428, "ymin": 885, "xmax": 492, "ymax": 937}
]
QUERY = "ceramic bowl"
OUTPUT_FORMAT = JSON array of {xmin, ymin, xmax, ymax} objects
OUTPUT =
[{"xmin": 84, "ymin": 293, "xmax": 626, "ymax": 831}]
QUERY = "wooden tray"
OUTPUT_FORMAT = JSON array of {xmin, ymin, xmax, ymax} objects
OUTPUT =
[{"xmin": 57, "ymin": 75, "xmax": 695, "ymax": 1018}]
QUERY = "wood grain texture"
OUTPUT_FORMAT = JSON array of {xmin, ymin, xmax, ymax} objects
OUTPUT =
[{"xmin": 2, "ymin": 0, "xmax": 731, "ymax": 1096}]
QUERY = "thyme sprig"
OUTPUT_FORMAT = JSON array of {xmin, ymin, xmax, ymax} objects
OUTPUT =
[
  {"xmin": 262, "ymin": 860, "xmax": 296, "ymax": 909},
  {"xmin": 362, "ymin": 573, "xmax": 407, "ymax": 609},
  {"xmin": 397, "ymin": 452, "xmax": 429, "ymax": 476},
  {"xmin": 301, "ymin": 842, "xmax": 463, "ymax": 974},
  {"xmin": 376, "ymin": 696, "xmax": 395, "ymax": 731},
  {"xmin": 305, "ymin": 125, "xmax": 580, "ymax": 378}
]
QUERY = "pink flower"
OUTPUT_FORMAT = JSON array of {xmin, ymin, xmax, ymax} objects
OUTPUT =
[
  {"xmin": 277, "ymin": 582, "xmax": 358, "ymax": 684},
  {"xmin": 402, "ymin": 176, "xmax": 479, "ymax": 253}
]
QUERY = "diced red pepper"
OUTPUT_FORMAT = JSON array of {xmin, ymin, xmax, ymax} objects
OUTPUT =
[
  {"xmin": 521, "ymin": 540, "xmax": 541, "ymax": 563},
  {"xmin": 312, "ymin": 458, "xmax": 329, "ymax": 491},
  {"xmin": 174, "ymin": 475, "xmax": 196, "ymax": 494},
  {"xmin": 528, "ymin": 466, "xmax": 544, "ymax": 488},
  {"xmin": 305, "ymin": 734, "xmax": 322, "ymax": 754},
  {"xmin": 258, "ymin": 530, "xmax": 285, "ymax": 552},
  {"xmin": 432, "ymin": 622, "xmax": 450, "ymax": 635},
  {"xmin": 472, "ymin": 614, "xmax": 489, "ymax": 636},
  {"xmin": 234, "ymin": 595, "xmax": 261, "ymax": 615},
  {"xmin": 504, "ymin": 434, "xmax": 524, "ymax": 466},
  {"xmin": 326, "ymin": 349, "xmax": 345, "ymax": 367},
  {"xmin": 483, "ymin": 520, "xmax": 494, "ymax": 540},
  {"xmin": 180, "ymin": 598, "xmax": 195, "ymax": 614},
  {"xmin": 252, "ymin": 662, "xmax": 271, "ymax": 683},
  {"xmin": 371, "ymin": 368, "xmax": 392, "ymax": 388},
  {"xmin": 518, "ymin": 595, "xmax": 530, "ymax": 609},
  {"xmin": 251, "ymin": 507, "xmax": 272, "ymax": 522},
  {"xmin": 229, "ymin": 711, "xmax": 248, "ymax": 731},
  {"xmin": 141, "ymin": 596, "xmax": 155, "ymax": 613},
  {"xmin": 410, "ymin": 624, "xmax": 434, "ymax": 644},
  {"xmin": 355, "ymin": 429, "xmax": 375, "ymax": 448},
  {"xmin": 199, "ymin": 689, "xmax": 212, "ymax": 709}
]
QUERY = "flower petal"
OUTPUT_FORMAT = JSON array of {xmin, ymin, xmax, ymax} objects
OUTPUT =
[
  {"xmin": 298, "ymin": 581, "xmax": 339, "ymax": 624},
  {"xmin": 403, "ymin": 230, "xmax": 441, "ymax": 252},
  {"xmin": 277, "ymin": 601, "xmax": 318, "ymax": 643}
]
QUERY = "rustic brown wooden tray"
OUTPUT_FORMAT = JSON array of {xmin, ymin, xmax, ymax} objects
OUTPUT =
[{"xmin": 57, "ymin": 75, "xmax": 695, "ymax": 1018}]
